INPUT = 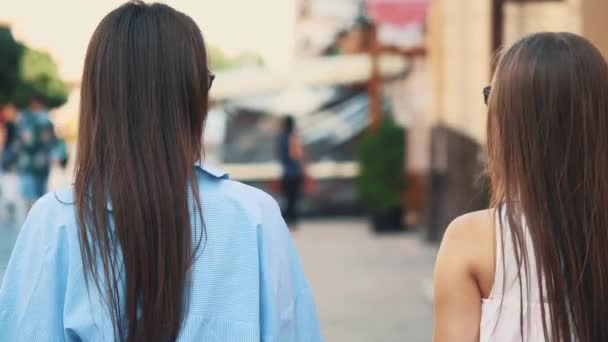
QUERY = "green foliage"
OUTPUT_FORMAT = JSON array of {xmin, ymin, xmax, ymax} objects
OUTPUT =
[
  {"xmin": 0, "ymin": 26, "xmax": 68, "ymax": 109},
  {"xmin": 357, "ymin": 119, "xmax": 408, "ymax": 210},
  {"xmin": 0, "ymin": 26, "xmax": 24, "ymax": 105},
  {"xmin": 208, "ymin": 45, "xmax": 265, "ymax": 71},
  {"xmin": 14, "ymin": 48, "xmax": 68, "ymax": 109}
]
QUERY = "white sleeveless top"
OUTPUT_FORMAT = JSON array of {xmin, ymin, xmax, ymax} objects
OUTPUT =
[{"xmin": 480, "ymin": 214, "xmax": 550, "ymax": 341}]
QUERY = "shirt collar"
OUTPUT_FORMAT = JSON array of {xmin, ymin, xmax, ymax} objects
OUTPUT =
[
  {"xmin": 194, "ymin": 161, "xmax": 229, "ymax": 179},
  {"xmin": 106, "ymin": 162, "xmax": 228, "ymax": 211}
]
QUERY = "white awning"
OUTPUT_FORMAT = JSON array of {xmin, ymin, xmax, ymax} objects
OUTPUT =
[
  {"xmin": 210, "ymin": 53, "xmax": 408, "ymax": 100},
  {"xmin": 228, "ymin": 86, "xmax": 337, "ymax": 117}
]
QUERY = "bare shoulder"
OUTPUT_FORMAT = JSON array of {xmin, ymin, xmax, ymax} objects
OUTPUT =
[
  {"xmin": 444, "ymin": 209, "xmax": 495, "ymax": 245},
  {"xmin": 439, "ymin": 209, "xmax": 496, "ymax": 297}
]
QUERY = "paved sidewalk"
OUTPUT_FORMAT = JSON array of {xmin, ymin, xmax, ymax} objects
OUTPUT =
[{"xmin": 292, "ymin": 219, "xmax": 437, "ymax": 342}]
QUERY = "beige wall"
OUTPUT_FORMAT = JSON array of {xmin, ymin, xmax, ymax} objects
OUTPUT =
[
  {"xmin": 428, "ymin": 0, "xmax": 608, "ymax": 144},
  {"xmin": 582, "ymin": 0, "xmax": 608, "ymax": 60},
  {"xmin": 501, "ymin": 0, "xmax": 608, "ymax": 60},
  {"xmin": 429, "ymin": 0, "xmax": 492, "ymax": 143},
  {"xmin": 504, "ymin": 0, "xmax": 581, "ymax": 48},
  {"xmin": 428, "ymin": 0, "xmax": 444, "ymax": 126}
]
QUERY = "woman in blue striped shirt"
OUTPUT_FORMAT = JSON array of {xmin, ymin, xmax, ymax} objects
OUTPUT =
[{"xmin": 0, "ymin": 2, "xmax": 322, "ymax": 341}]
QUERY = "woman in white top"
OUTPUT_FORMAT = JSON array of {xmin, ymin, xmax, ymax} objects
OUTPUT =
[{"xmin": 433, "ymin": 32, "xmax": 608, "ymax": 342}]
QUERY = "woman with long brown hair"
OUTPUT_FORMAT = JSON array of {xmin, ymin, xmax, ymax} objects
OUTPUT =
[
  {"xmin": 0, "ymin": 2, "xmax": 321, "ymax": 341},
  {"xmin": 434, "ymin": 32, "xmax": 608, "ymax": 341}
]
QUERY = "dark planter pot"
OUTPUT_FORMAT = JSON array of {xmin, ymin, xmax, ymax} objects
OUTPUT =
[{"xmin": 370, "ymin": 207, "xmax": 404, "ymax": 233}]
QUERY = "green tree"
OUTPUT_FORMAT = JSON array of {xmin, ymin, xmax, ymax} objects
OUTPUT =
[
  {"xmin": 0, "ymin": 25, "xmax": 68, "ymax": 109},
  {"xmin": 208, "ymin": 45, "xmax": 264, "ymax": 71},
  {"xmin": 208, "ymin": 45, "xmax": 233, "ymax": 70},
  {"xmin": 13, "ymin": 47, "xmax": 68, "ymax": 109},
  {"xmin": 0, "ymin": 26, "xmax": 24, "ymax": 104},
  {"xmin": 357, "ymin": 119, "xmax": 407, "ymax": 210}
]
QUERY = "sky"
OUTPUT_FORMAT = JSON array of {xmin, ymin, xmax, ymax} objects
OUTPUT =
[{"xmin": 0, "ymin": 0, "xmax": 297, "ymax": 81}]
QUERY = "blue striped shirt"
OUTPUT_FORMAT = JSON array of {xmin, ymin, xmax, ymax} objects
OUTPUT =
[{"xmin": 0, "ymin": 164, "xmax": 322, "ymax": 341}]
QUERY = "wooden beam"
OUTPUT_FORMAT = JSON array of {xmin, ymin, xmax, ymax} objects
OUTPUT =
[
  {"xmin": 492, "ymin": 0, "xmax": 505, "ymax": 58},
  {"xmin": 367, "ymin": 24, "xmax": 382, "ymax": 131},
  {"xmin": 380, "ymin": 45, "xmax": 427, "ymax": 58}
]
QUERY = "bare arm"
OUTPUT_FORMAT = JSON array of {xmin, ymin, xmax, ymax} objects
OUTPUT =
[
  {"xmin": 0, "ymin": 125, "xmax": 5, "ymax": 148},
  {"xmin": 433, "ymin": 213, "xmax": 494, "ymax": 342},
  {"xmin": 289, "ymin": 134, "xmax": 304, "ymax": 161}
]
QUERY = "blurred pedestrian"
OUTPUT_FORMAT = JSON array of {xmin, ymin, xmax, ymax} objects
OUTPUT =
[
  {"xmin": 0, "ymin": 102, "xmax": 25, "ymax": 222},
  {"xmin": 277, "ymin": 115, "xmax": 305, "ymax": 228},
  {"xmin": 8, "ymin": 94, "xmax": 56, "ymax": 207},
  {"xmin": 434, "ymin": 32, "xmax": 608, "ymax": 342},
  {"xmin": 50, "ymin": 121, "xmax": 69, "ymax": 169},
  {"xmin": 0, "ymin": 3, "xmax": 321, "ymax": 342},
  {"xmin": 0, "ymin": 102, "xmax": 18, "ymax": 171}
]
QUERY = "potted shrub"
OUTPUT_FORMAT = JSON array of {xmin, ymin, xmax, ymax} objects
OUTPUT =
[{"xmin": 357, "ymin": 119, "xmax": 407, "ymax": 232}]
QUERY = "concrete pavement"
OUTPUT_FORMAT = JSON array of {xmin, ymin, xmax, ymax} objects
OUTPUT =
[{"xmin": 293, "ymin": 219, "xmax": 437, "ymax": 342}]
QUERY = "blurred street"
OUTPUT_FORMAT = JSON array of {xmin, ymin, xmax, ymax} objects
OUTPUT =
[
  {"xmin": 294, "ymin": 220, "xmax": 435, "ymax": 342},
  {"xmin": 1, "ymin": 214, "xmax": 436, "ymax": 342}
]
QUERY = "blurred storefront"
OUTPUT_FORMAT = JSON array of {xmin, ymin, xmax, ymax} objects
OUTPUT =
[
  {"xmin": 209, "ymin": 0, "xmax": 430, "ymax": 217},
  {"xmin": 426, "ymin": 0, "xmax": 608, "ymax": 241},
  {"xmin": 291, "ymin": 0, "xmax": 432, "ymax": 223}
]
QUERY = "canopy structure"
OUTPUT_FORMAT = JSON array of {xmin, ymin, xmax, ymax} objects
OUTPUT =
[
  {"xmin": 226, "ymin": 86, "xmax": 337, "ymax": 117},
  {"xmin": 366, "ymin": 0, "xmax": 430, "ymax": 27},
  {"xmin": 209, "ymin": 53, "xmax": 408, "ymax": 100},
  {"xmin": 366, "ymin": 0, "xmax": 430, "ymax": 47}
]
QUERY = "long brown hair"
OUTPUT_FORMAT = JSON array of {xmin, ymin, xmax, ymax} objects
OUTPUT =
[
  {"xmin": 488, "ymin": 32, "xmax": 608, "ymax": 341},
  {"xmin": 74, "ymin": 2, "xmax": 209, "ymax": 341}
]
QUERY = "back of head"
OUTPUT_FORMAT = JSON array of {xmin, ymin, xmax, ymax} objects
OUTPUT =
[
  {"xmin": 284, "ymin": 115, "xmax": 295, "ymax": 134},
  {"xmin": 29, "ymin": 93, "xmax": 47, "ymax": 112},
  {"xmin": 75, "ymin": 2, "xmax": 210, "ymax": 341},
  {"xmin": 0, "ymin": 102, "xmax": 16, "ymax": 122},
  {"xmin": 487, "ymin": 32, "xmax": 608, "ymax": 341}
]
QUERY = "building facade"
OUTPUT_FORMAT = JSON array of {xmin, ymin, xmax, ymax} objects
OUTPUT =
[{"xmin": 426, "ymin": 0, "xmax": 608, "ymax": 241}]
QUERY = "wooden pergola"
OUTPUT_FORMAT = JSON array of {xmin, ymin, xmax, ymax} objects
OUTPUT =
[
  {"xmin": 365, "ymin": 1, "xmax": 429, "ymax": 130},
  {"xmin": 367, "ymin": 26, "xmax": 426, "ymax": 130}
]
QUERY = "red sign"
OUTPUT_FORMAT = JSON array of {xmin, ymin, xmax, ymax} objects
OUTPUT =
[{"xmin": 366, "ymin": 0, "xmax": 431, "ymax": 27}]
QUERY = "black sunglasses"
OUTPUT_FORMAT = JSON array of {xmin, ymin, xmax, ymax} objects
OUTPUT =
[
  {"xmin": 208, "ymin": 73, "xmax": 215, "ymax": 91},
  {"xmin": 483, "ymin": 85, "xmax": 491, "ymax": 105}
]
